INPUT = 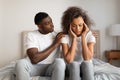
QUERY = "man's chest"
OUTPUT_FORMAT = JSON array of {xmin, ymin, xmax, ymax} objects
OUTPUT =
[{"xmin": 37, "ymin": 36, "xmax": 54, "ymax": 51}]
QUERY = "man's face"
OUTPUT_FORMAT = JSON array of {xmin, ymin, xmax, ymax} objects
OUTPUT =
[{"xmin": 38, "ymin": 16, "xmax": 54, "ymax": 34}]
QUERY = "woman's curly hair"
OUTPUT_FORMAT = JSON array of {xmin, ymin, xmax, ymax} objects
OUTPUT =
[{"xmin": 61, "ymin": 6, "xmax": 94, "ymax": 34}]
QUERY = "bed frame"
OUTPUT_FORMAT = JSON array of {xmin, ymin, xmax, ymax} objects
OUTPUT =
[{"xmin": 93, "ymin": 30, "xmax": 100, "ymax": 58}]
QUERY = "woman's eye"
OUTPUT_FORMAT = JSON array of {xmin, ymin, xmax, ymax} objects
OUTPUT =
[
  {"xmin": 72, "ymin": 26, "xmax": 76, "ymax": 27},
  {"xmin": 72, "ymin": 25, "xmax": 76, "ymax": 27},
  {"xmin": 79, "ymin": 24, "xmax": 83, "ymax": 27}
]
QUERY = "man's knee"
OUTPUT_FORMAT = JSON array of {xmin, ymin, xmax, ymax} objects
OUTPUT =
[
  {"xmin": 15, "ymin": 59, "xmax": 29, "ymax": 70},
  {"xmin": 54, "ymin": 58, "xmax": 66, "ymax": 70}
]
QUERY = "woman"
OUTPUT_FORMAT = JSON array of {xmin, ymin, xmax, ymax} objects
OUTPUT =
[{"xmin": 61, "ymin": 6, "xmax": 95, "ymax": 80}]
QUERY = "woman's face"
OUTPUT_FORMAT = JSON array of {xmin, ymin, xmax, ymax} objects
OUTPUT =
[{"xmin": 70, "ymin": 16, "xmax": 84, "ymax": 36}]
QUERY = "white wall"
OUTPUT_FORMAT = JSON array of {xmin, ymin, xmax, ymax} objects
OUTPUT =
[
  {"xmin": 0, "ymin": 0, "xmax": 6, "ymax": 67},
  {"xmin": 0, "ymin": 0, "xmax": 120, "ymax": 67},
  {"xmin": 117, "ymin": 0, "xmax": 120, "ymax": 23}
]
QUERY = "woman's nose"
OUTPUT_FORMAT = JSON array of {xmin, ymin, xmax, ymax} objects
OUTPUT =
[{"xmin": 77, "ymin": 26, "xmax": 80, "ymax": 30}]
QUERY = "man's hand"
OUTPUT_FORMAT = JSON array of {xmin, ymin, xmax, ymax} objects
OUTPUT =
[{"xmin": 53, "ymin": 32, "xmax": 65, "ymax": 45}]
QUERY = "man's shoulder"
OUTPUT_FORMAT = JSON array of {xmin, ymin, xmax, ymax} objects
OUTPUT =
[
  {"xmin": 28, "ymin": 30, "xmax": 38, "ymax": 34},
  {"xmin": 25, "ymin": 30, "xmax": 40, "ymax": 39},
  {"xmin": 27, "ymin": 30, "xmax": 57, "ymax": 39},
  {"xmin": 27, "ymin": 30, "xmax": 40, "ymax": 36}
]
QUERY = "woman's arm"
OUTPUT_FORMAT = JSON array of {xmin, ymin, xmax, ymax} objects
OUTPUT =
[
  {"xmin": 61, "ymin": 25, "xmax": 77, "ymax": 63},
  {"xmin": 62, "ymin": 38, "xmax": 77, "ymax": 63},
  {"xmin": 81, "ymin": 23, "xmax": 95, "ymax": 60},
  {"xmin": 81, "ymin": 36, "xmax": 95, "ymax": 60}
]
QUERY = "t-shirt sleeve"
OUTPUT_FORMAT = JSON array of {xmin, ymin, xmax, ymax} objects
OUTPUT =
[
  {"xmin": 61, "ymin": 35, "xmax": 69, "ymax": 44},
  {"xmin": 87, "ymin": 31, "xmax": 96, "ymax": 43},
  {"xmin": 24, "ymin": 33, "xmax": 39, "ymax": 51}
]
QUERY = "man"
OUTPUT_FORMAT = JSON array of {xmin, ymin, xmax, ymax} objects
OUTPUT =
[{"xmin": 15, "ymin": 12, "xmax": 66, "ymax": 80}]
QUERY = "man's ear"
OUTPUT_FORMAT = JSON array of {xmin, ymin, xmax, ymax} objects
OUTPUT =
[{"xmin": 38, "ymin": 25, "xmax": 42, "ymax": 30}]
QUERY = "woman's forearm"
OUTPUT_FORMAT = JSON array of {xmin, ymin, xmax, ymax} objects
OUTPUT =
[
  {"xmin": 66, "ymin": 38, "xmax": 77, "ymax": 63},
  {"xmin": 81, "ymin": 36, "xmax": 92, "ymax": 60}
]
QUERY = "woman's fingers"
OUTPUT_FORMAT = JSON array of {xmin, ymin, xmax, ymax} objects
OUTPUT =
[{"xmin": 83, "ymin": 23, "xmax": 89, "ymax": 32}]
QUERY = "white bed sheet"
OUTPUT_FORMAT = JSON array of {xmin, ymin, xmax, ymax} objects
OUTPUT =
[
  {"xmin": 0, "ymin": 61, "xmax": 16, "ymax": 80},
  {"xmin": 0, "ymin": 58, "xmax": 120, "ymax": 80},
  {"xmin": 93, "ymin": 58, "xmax": 120, "ymax": 80}
]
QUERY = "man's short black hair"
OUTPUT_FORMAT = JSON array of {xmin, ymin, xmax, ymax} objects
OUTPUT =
[{"xmin": 34, "ymin": 12, "xmax": 49, "ymax": 25}]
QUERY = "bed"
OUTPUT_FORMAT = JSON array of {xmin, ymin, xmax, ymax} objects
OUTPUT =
[{"xmin": 0, "ymin": 30, "xmax": 120, "ymax": 80}]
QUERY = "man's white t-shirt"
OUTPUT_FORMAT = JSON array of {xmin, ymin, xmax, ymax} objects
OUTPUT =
[
  {"xmin": 24, "ymin": 30, "xmax": 60, "ymax": 64},
  {"xmin": 61, "ymin": 31, "xmax": 96, "ymax": 64}
]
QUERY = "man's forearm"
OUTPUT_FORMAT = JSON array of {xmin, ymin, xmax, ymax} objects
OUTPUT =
[{"xmin": 28, "ymin": 42, "xmax": 60, "ymax": 64}]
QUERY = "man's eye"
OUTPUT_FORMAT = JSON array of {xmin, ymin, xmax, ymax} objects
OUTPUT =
[
  {"xmin": 46, "ymin": 22, "xmax": 49, "ymax": 25},
  {"xmin": 45, "ymin": 22, "xmax": 50, "ymax": 25}
]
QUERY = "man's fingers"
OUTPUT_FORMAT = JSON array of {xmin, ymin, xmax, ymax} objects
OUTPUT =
[{"xmin": 56, "ymin": 32, "xmax": 65, "ymax": 39}]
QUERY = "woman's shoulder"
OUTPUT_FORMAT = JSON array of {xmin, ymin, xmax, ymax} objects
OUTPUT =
[
  {"xmin": 87, "ymin": 30, "xmax": 92, "ymax": 35},
  {"xmin": 64, "ymin": 34, "xmax": 69, "ymax": 37},
  {"xmin": 86, "ymin": 30, "xmax": 93, "ymax": 37},
  {"xmin": 61, "ymin": 34, "xmax": 69, "ymax": 43},
  {"xmin": 86, "ymin": 30, "xmax": 96, "ymax": 43}
]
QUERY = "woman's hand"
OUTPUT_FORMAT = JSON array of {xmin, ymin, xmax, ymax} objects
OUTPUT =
[
  {"xmin": 69, "ymin": 25, "xmax": 77, "ymax": 39},
  {"xmin": 82, "ymin": 23, "xmax": 89, "ymax": 37}
]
